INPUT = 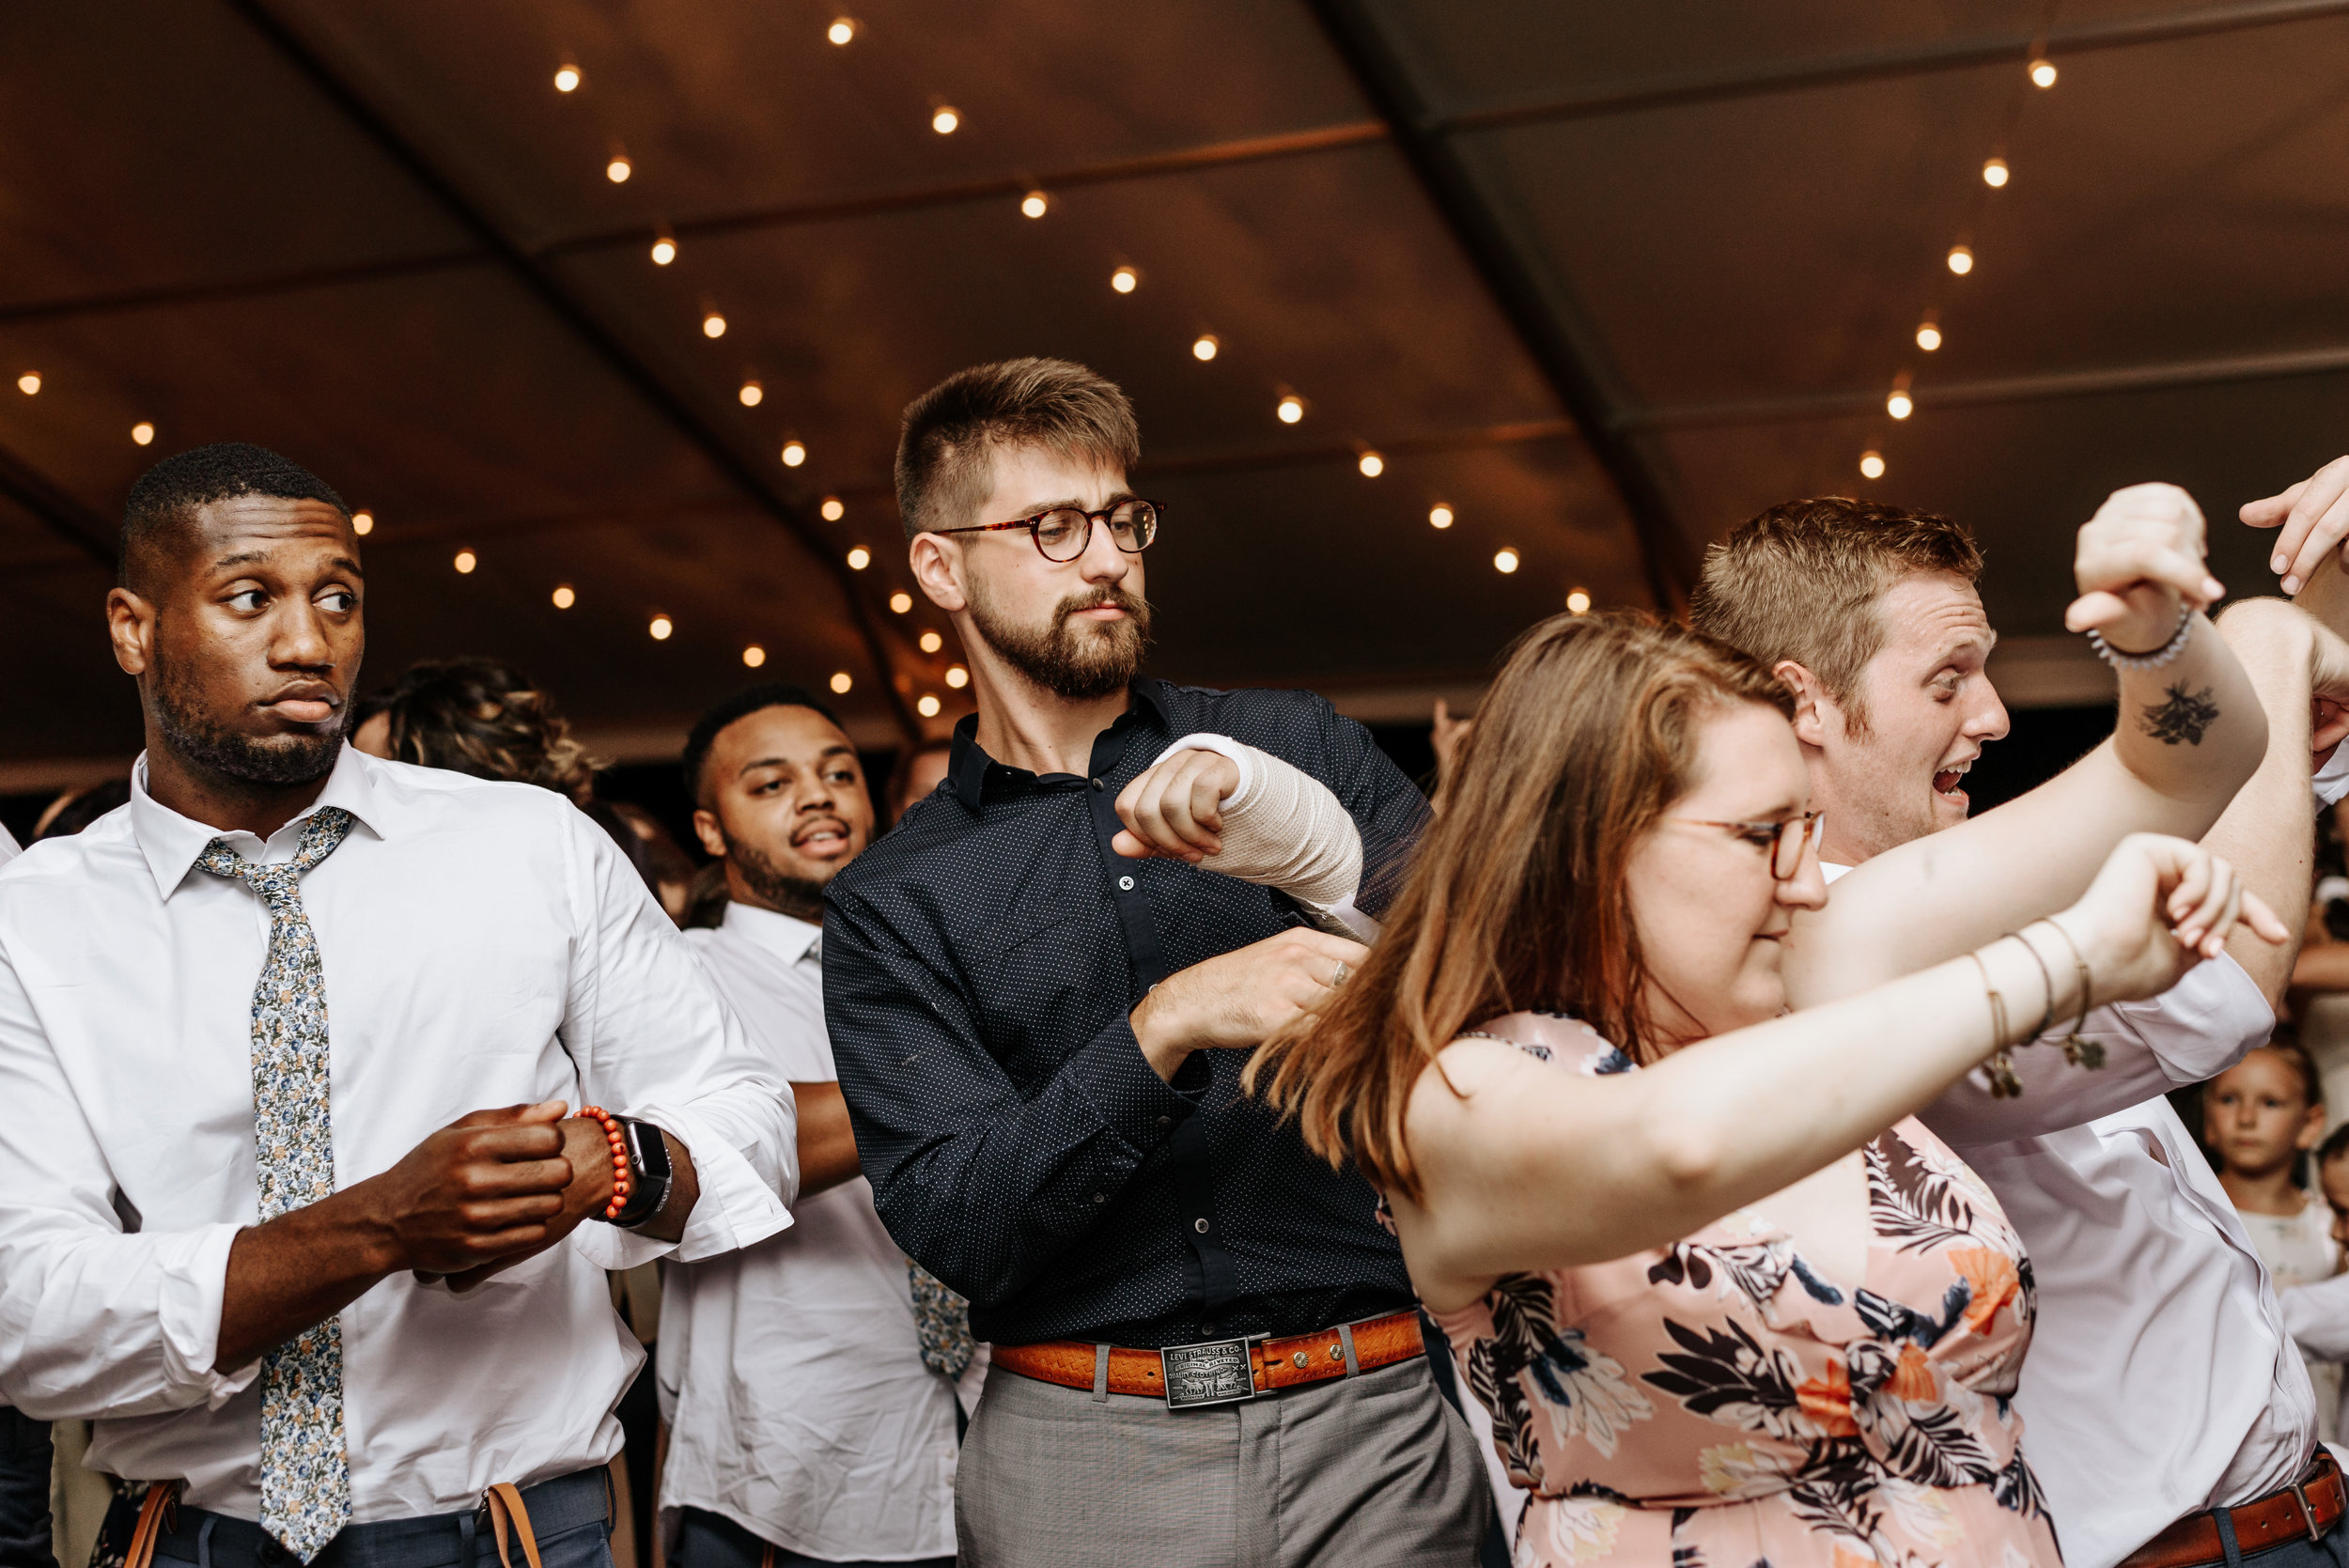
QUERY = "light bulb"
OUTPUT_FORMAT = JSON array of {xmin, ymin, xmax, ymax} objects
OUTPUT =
[
  {"xmin": 1494, "ymin": 548, "xmax": 1520, "ymax": 574},
  {"xmin": 453, "ymin": 550, "xmax": 477, "ymax": 574},
  {"xmin": 742, "ymin": 644, "xmax": 766, "ymax": 668},
  {"xmin": 781, "ymin": 440, "xmax": 807, "ymax": 467},
  {"xmin": 702, "ymin": 312, "xmax": 726, "ymax": 338},
  {"xmin": 1358, "ymin": 451, "xmax": 1385, "ymax": 478},
  {"xmin": 1020, "ymin": 191, "xmax": 1048, "ymax": 219},
  {"xmin": 889, "ymin": 592, "xmax": 912, "ymax": 613},
  {"xmin": 739, "ymin": 381, "xmax": 763, "ymax": 407},
  {"xmin": 606, "ymin": 155, "xmax": 632, "ymax": 183},
  {"xmin": 820, "ymin": 496, "xmax": 845, "ymax": 521},
  {"xmin": 1276, "ymin": 395, "xmax": 1304, "ymax": 424},
  {"xmin": 552, "ymin": 584, "xmax": 575, "ymax": 608},
  {"xmin": 2030, "ymin": 58, "xmax": 2058, "ymax": 87},
  {"xmin": 945, "ymin": 665, "xmax": 970, "ymax": 690},
  {"xmin": 1859, "ymin": 450, "xmax": 1887, "ymax": 479},
  {"xmin": 917, "ymin": 693, "xmax": 941, "ymax": 717},
  {"xmin": 16, "ymin": 372, "xmax": 38, "ymax": 396},
  {"xmin": 1566, "ymin": 588, "xmax": 1592, "ymax": 614},
  {"xmin": 931, "ymin": 107, "xmax": 959, "ymax": 134},
  {"xmin": 846, "ymin": 545, "xmax": 870, "ymax": 569},
  {"xmin": 649, "ymin": 237, "xmax": 677, "ymax": 266},
  {"xmin": 1428, "ymin": 503, "xmax": 1454, "ymax": 529},
  {"xmin": 827, "ymin": 17, "xmax": 855, "ymax": 45},
  {"xmin": 1191, "ymin": 334, "xmax": 1219, "ymax": 361},
  {"xmin": 1947, "ymin": 245, "xmax": 1974, "ymax": 275},
  {"xmin": 1916, "ymin": 322, "xmax": 1943, "ymax": 351},
  {"xmin": 1887, "ymin": 391, "xmax": 1914, "ymax": 420},
  {"xmin": 553, "ymin": 64, "xmax": 581, "ymax": 93},
  {"xmin": 919, "ymin": 630, "xmax": 943, "ymax": 654},
  {"xmin": 351, "ymin": 509, "xmax": 375, "ymax": 536},
  {"xmin": 649, "ymin": 613, "xmax": 674, "ymax": 640},
  {"xmin": 829, "ymin": 671, "xmax": 853, "ymax": 694},
  {"xmin": 131, "ymin": 422, "xmax": 155, "ymax": 445},
  {"xmin": 1983, "ymin": 157, "xmax": 2010, "ymax": 188},
  {"xmin": 1111, "ymin": 266, "xmax": 1139, "ymax": 294}
]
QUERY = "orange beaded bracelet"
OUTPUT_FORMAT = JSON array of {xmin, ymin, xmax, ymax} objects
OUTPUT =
[{"xmin": 582, "ymin": 1105, "xmax": 631, "ymax": 1221}]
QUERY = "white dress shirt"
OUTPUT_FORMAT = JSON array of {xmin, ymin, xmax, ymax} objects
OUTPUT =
[
  {"xmin": 659, "ymin": 902, "xmax": 957, "ymax": 1562},
  {"xmin": 0, "ymin": 746, "xmax": 796, "ymax": 1524},
  {"xmin": 2281, "ymin": 1272, "xmax": 2349, "ymax": 1443},
  {"xmin": 1823, "ymin": 862, "xmax": 2311, "ymax": 1568}
]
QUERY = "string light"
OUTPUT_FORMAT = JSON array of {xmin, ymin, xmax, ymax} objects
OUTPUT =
[
  {"xmin": 553, "ymin": 63, "xmax": 582, "ymax": 93},
  {"xmin": 781, "ymin": 439, "xmax": 807, "ymax": 467},
  {"xmin": 1021, "ymin": 191, "xmax": 1049, "ymax": 219},
  {"xmin": 846, "ymin": 545, "xmax": 870, "ymax": 569},
  {"xmin": 830, "ymin": 671, "xmax": 853, "ymax": 693},
  {"xmin": 131, "ymin": 422, "xmax": 155, "ymax": 445},
  {"xmin": 606, "ymin": 153, "xmax": 632, "ymax": 183},
  {"xmin": 1887, "ymin": 389, "xmax": 1914, "ymax": 420},
  {"xmin": 1191, "ymin": 334, "xmax": 1219, "ymax": 361},
  {"xmin": 649, "ymin": 613, "xmax": 674, "ymax": 640},
  {"xmin": 919, "ymin": 630, "xmax": 943, "ymax": 653},
  {"xmin": 702, "ymin": 311, "xmax": 726, "ymax": 338},
  {"xmin": 351, "ymin": 509, "xmax": 375, "ymax": 536},
  {"xmin": 1493, "ymin": 549, "xmax": 1520, "ymax": 574},
  {"xmin": 917, "ymin": 693, "xmax": 941, "ymax": 717},
  {"xmin": 1566, "ymin": 588, "xmax": 1592, "ymax": 614},
  {"xmin": 1916, "ymin": 321, "xmax": 1943, "ymax": 351},
  {"xmin": 453, "ymin": 550, "xmax": 477, "ymax": 574},
  {"xmin": 1111, "ymin": 266, "xmax": 1139, "ymax": 294},
  {"xmin": 1983, "ymin": 157, "xmax": 2010, "ymax": 188},
  {"xmin": 1357, "ymin": 451, "xmax": 1384, "ymax": 477},
  {"xmin": 649, "ymin": 236, "xmax": 677, "ymax": 265},
  {"xmin": 1428, "ymin": 503, "xmax": 1455, "ymax": 529},
  {"xmin": 820, "ymin": 496, "xmax": 845, "ymax": 521},
  {"xmin": 889, "ymin": 592, "xmax": 912, "ymax": 613},
  {"xmin": 828, "ymin": 17, "xmax": 856, "ymax": 44},
  {"xmin": 1276, "ymin": 395, "xmax": 1305, "ymax": 424},
  {"xmin": 945, "ymin": 665, "xmax": 969, "ymax": 690},
  {"xmin": 739, "ymin": 380, "xmax": 763, "ymax": 407},
  {"xmin": 742, "ymin": 644, "xmax": 766, "ymax": 668},
  {"xmin": 1947, "ymin": 245, "xmax": 1974, "ymax": 275},
  {"xmin": 1859, "ymin": 450, "xmax": 1887, "ymax": 479},
  {"xmin": 552, "ymin": 583, "xmax": 575, "ymax": 608},
  {"xmin": 931, "ymin": 107, "xmax": 959, "ymax": 134},
  {"xmin": 2030, "ymin": 57, "xmax": 2058, "ymax": 88},
  {"xmin": 16, "ymin": 372, "xmax": 38, "ymax": 396}
]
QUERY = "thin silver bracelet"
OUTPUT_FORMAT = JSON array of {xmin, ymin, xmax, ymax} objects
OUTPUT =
[{"xmin": 2085, "ymin": 606, "xmax": 2192, "ymax": 671}]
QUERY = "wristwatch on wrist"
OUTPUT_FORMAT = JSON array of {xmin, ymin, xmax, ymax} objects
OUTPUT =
[{"xmin": 610, "ymin": 1118, "xmax": 674, "ymax": 1230}]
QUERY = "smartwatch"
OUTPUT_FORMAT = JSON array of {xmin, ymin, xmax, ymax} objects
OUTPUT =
[{"xmin": 610, "ymin": 1118, "xmax": 675, "ymax": 1230}]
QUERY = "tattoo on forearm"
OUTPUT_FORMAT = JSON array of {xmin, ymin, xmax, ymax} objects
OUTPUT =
[{"xmin": 2140, "ymin": 683, "xmax": 2220, "ymax": 746}]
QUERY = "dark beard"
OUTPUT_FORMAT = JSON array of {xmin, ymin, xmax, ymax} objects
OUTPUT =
[
  {"xmin": 966, "ymin": 578, "xmax": 1153, "ymax": 702},
  {"xmin": 724, "ymin": 832, "xmax": 831, "ymax": 922},
  {"xmin": 151, "ymin": 658, "xmax": 343, "ymax": 787}
]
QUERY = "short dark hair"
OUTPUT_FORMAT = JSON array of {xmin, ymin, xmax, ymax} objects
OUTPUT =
[
  {"xmin": 2319, "ymin": 1119, "xmax": 2349, "ymax": 1172},
  {"xmin": 365, "ymin": 657, "xmax": 595, "ymax": 804},
  {"xmin": 682, "ymin": 683, "xmax": 844, "ymax": 806},
  {"xmin": 894, "ymin": 358, "xmax": 1140, "ymax": 540},
  {"xmin": 119, "ymin": 442, "xmax": 349, "ymax": 595}
]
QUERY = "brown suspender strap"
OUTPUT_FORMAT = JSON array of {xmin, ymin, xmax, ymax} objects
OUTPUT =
[
  {"xmin": 121, "ymin": 1482, "xmax": 179, "ymax": 1568},
  {"xmin": 483, "ymin": 1483, "xmax": 545, "ymax": 1568}
]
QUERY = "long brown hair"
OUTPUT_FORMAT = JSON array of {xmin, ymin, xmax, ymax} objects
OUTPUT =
[{"xmin": 1248, "ymin": 612, "xmax": 1795, "ymax": 1202}]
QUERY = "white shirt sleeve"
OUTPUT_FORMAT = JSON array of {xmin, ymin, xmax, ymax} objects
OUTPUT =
[
  {"xmin": 1921, "ymin": 954, "xmax": 2272, "ymax": 1148},
  {"xmin": 0, "ymin": 951, "xmax": 261, "ymax": 1418},
  {"xmin": 2282, "ymin": 1271, "xmax": 2349, "ymax": 1362},
  {"xmin": 554, "ymin": 810, "xmax": 798, "ymax": 1269}
]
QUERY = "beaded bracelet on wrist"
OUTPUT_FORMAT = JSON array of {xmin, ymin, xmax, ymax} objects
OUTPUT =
[
  {"xmin": 2085, "ymin": 606, "xmax": 2193, "ymax": 671},
  {"xmin": 581, "ymin": 1105, "xmax": 632, "ymax": 1221}
]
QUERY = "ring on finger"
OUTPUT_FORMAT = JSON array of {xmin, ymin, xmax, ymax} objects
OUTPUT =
[{"xmin": 1330, "ymin": 960, "xmax": 1351, "ymax": 988}]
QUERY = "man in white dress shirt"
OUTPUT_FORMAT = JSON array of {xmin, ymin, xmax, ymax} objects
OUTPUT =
[
  {"xmin": 659, "ymin": 685, "xmax": 958, "ymax": 1568},
  {"xmin": 0, "ymin": 445, "xmax": 796, "ymax": 1568},
  {"xmin": 1692, "ymin": 481, "xmax": 2349, "ymax": 1568}
]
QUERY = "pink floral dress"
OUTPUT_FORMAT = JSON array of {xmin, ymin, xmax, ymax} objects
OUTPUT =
[{"xmin": 1429, "ymin": 1013, "xmax": 2061, "ymax": 1568}]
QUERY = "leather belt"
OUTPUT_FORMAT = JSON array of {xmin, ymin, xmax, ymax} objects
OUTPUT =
[
  {"xmin": 2122, "ymin": 1452, "xmax": 2347, "ymax": 1568},
  {"xmin": 993, "ymin": 1309, "xmax": 1425, "ymax": 1408}
]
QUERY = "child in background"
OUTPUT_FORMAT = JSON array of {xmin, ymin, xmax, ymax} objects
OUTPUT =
[{"xmin": 2207, "ymin": 1036, "xmax": 2341, "ymax": 1440}]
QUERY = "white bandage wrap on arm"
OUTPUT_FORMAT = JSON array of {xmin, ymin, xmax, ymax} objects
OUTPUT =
[
  {"xmin": 1151, "ymin": 735, "xmax": 1372, "ymax": 933},
  {"xmin": 2317, "ymin": 743, "xmax": 2349, "ymax": 810}
]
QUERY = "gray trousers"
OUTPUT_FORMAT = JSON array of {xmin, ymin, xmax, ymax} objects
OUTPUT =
[{"xmin": 957, "ymin": 1355, "xmax": 1492, "ymax": 1567}]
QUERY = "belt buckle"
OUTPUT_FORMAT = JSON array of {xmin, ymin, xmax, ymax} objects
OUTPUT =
[{"xmin": 1159, "ymin": 1335, "xmax": 1258, "ymax": 1410}]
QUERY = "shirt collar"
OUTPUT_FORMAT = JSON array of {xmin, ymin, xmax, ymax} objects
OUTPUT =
[
  {"xmin": 718, "ymin": 899, "xmax": 824, "ymax": 964},
  {"xmin": 129, "ymin": 741, "xmax": 396, "ymax": 901},
  {"xmin": 948, "ymin": 679, "xmax": 1173, "ymax": 813}
]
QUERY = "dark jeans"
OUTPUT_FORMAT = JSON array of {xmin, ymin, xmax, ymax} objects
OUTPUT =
[
  {"xmin": 0, "ymin": 1409, "xmax": 57, "ymax": 1568},
  {"xmin": 148, "ymin": 1469, "xmax": 612, "ymax": 1568},
  {"xmin": 671, "ymin": 1507, "xmax": 951, "ymax": 1568},
  {"xmin": 2211, "ymin": 1509, "xmax": 2349, "ymax": 1568}
]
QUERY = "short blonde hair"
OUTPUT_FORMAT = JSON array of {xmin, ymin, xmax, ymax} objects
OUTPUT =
[{"xmin": 894, "ymin": 358, "xmax": 1141, "ymax": 540}]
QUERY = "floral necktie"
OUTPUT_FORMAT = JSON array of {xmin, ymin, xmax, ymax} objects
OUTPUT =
[
  {"xmin": 196, "ymin": 807, "xmax": 356, "ymax": 1563},
  {"xmin": 908, "ymin": 1263, "xmax": 975, "ymax": 1378}
]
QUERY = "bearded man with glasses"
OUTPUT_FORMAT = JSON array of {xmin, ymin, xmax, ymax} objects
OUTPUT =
[{"xmin": 821, "ymin": 358, "xmax": 1491, "ymax": 1565}]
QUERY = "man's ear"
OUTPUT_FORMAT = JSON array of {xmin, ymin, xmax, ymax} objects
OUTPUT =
[
  {"xmin": 106, "ymin": 587, "xmax": 156, "ymax": 677},
  {"xmin": 1773, "ymin": 660, "xmax": 1839, "ymax": 750},
  {"xmin": 691, "ymin": 806, "xmax": 727, "ymax": 861},
  {"xmin": 908, "ymin": 533, "xmax": 968, "ymax": 613}
]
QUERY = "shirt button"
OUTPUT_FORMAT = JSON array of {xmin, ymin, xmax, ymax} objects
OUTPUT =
[
  {"xmin": 1157, "ymin": 1115, "xmax": 1172, "ymax": 1126},
  {"xmin": 1091, "ymin": 777, "xmax": 1105, "ymax": 791},
  {"xmin": 1118, "ymin": 875, "xmax": 1136, "ymax": 891},
  {"xmin": 1092, "ymin": 1191, "xmax": 1106, "ymax": 1203},
  {"xmin": 1194, "ymin": 1218, "xmax": 1210, "ymax": 1234}
]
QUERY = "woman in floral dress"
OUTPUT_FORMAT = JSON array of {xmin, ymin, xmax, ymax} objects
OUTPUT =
[{"xmin": 1251, "ymin": 613, "xmax": 2282, "ymax": 1567}]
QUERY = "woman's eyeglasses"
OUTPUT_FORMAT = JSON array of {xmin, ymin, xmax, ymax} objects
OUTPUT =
[
  {"xmin": 1673, "ymin": 811, "xmax": 1827, "ymax": 881},
  {"xmin": 930, "ymin": 499, "xmax": 1161, "ymax": 563}
]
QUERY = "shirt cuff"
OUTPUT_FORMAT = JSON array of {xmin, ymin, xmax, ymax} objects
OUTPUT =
[
  {"xmin": 583, "ymin": 1102, "xmax": 793, "ymax": 1267},
  {"xmin": 1069, "ymin": 1016, "xmax": 1203, "ymax": 1149},
  {"xmin": 167, "ymin": 1222, "xmax": 266, "ymax": 1410}
]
